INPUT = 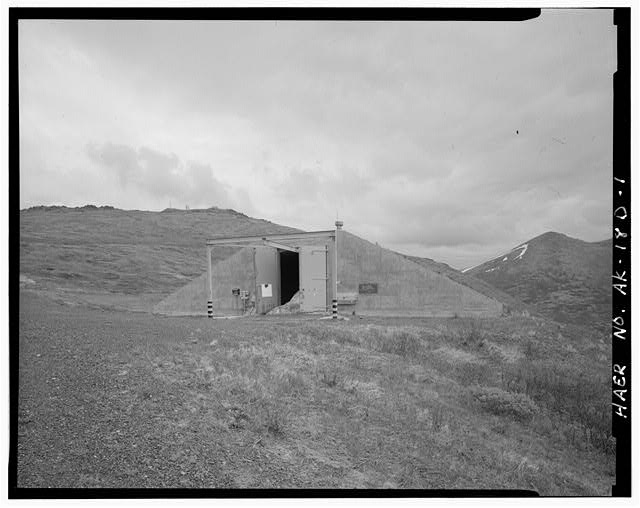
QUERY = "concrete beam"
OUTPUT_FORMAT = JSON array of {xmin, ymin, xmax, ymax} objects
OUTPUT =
[
  {"xmin": 206, "ymin": 230, "xmax": 335, "ymax": 246},
  {"xmin": 262, "ymin": 240, "xmax": 299, "ymax": 252}
]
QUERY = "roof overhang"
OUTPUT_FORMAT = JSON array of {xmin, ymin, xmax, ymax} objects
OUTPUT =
[{"xmin": 206, "ymin": 230, "xmax": 335, "ymax": 247}]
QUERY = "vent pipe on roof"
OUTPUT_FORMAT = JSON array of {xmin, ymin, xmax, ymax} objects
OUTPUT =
[{"xmin": 335, "ymin": 220, "xmax": 344, "ymax": 230}]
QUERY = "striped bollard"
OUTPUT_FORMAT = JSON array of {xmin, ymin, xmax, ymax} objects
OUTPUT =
[
  {"xmin": 332, "ymin": 299, "xmax": 338, "ymax": 319},
  {"xmin": 207, "ymin": 300, "xmax": 213, "ymax": 318}
]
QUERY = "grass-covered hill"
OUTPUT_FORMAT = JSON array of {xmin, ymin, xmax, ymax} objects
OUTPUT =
[
  {"xmin": 467, "ymin": 232, "xmax": 611, "ymax": 330},
  {"xmin": 19, "ymin": 205, "xmax": 298, "ymax": 297}
]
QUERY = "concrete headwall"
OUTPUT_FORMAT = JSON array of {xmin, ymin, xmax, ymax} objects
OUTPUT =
[
  {"xmin": 337, "ymin": 231, "xmax": 503, "ymax": 317},
  {"xmin": 153, "ymin": 247, "xmax": 255, "ymax": 316}
]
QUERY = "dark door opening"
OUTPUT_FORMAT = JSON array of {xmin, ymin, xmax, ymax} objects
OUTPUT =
[{"xmin": 279, "ymin": 250, "xmax": 299, "ymax": 305}]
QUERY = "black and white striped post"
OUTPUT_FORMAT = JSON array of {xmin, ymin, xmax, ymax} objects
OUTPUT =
[
  {"xmin": 207, "ymin": 246, "xmax": 213, "ymax": 318},
  {"xmin": 333, "ymin": 220, "xmax": 343, "ymax": 319}
]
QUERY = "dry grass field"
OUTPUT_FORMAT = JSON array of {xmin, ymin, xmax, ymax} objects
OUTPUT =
[{"xmin": 17, "ymin": 289, "xmax": 614, "ymax": 493}]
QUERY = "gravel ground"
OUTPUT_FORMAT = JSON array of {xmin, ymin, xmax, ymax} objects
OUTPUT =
[{"xmin": 18, "ymin": 291, "xmax": 260, "ymax": 488}]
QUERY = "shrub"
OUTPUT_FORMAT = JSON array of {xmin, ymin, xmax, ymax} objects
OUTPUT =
[
  {"xmin": 263, "ymin": 406, "xmax": 287, "ymax": 436},
  {"xmin": 274, "ymin": 369, "xmax": 307, "ymax": 397},
  {"xmin": 251, "ymin": 400, "xmax": 288, "ymax": 437},
  {"xmin": 471, "ymin": 386, "xmax": 538, "ymax": 421},
  {"xmin": 373, "ymin": 327, "xmax": 422, "ymax": 358},
  {"xmin": 454, "ymin": 361, "xmax": 496, "ymax": 387},
  {"xmin": 308, "ymin": 325, "xmax": 361, "ymax": 347},
  {"xmin": 430, "ymin": 405, "xmax": 446, "ymax": 432},
  {"xmin": 500, "ymin": 359, "xmax": 612, "ymax": 453},
  {"xmin": 458, "ymin": 320, "xmax": 484, "ymax": 349},
  {"xmin": 522, "ymin": 339, "xmax": 540, "ymax": 360},
  {"xmin": 320, "ymin": 369, "xmax": 338, "ymax": 387}
]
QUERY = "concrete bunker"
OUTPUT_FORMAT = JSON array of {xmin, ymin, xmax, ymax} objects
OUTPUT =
[{"xmin": 153, "ymin": 221, "xmax": 505, "ymax": 318}]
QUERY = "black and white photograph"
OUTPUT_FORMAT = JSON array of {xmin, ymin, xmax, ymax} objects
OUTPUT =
[{"xmin": 9, "ymin": 4, "xmax": 632, "ymax": 498}]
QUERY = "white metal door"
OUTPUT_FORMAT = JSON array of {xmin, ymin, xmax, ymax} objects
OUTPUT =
[
  {"xmin": 299, "ymin": 246, "xmax": 327, "ymax": 312},
  {"xmin": 254, "ymin": 247, "xmax": 278, "ymax": 315}
]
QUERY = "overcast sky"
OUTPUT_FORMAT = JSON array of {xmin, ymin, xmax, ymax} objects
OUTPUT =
[{"xmin": 19, "ymin": 11, "xmax": 616, "ymax": 269}]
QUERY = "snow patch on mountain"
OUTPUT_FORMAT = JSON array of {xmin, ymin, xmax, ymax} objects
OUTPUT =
[{"xmin": 513, "ymin": 244, "xmax": 528, "ymax": 260}]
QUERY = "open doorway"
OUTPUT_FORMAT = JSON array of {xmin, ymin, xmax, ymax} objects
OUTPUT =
[{"xmin": 279, "ymin": 250, "xmax": 299, "ymax": 305}]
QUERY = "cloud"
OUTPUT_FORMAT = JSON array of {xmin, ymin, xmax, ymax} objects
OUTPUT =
[
  {"xmin": 18, "ymin": 12, "xmax": 615, "ymax": 268},
  {"xmin": 86, "ymin": 142, "xmax": 244, "ymax": 210}
]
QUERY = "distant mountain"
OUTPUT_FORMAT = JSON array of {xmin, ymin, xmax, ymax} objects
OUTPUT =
[
  {"xmin": 466, "ymin": 232, "xmax": 611, "ymax": 329},
  {"xmin": 20, "ymin": 205, "xmax": 298, "ymax": 296}
]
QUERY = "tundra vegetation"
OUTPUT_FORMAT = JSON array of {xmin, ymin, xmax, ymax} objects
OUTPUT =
[{"xmin": 18, "ymin": 291, "xmax": 613, "ymax": 493}]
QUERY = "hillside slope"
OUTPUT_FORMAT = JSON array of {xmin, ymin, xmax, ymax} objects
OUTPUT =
[
  {"xmin": 20, "ymin": 205, "xmax": 298, "ymax": 297},
  {"xmin": 467, "ymin": 232, "xmax": 611, "ymax": 329},
  {"xmin": 405, "ymin": 255, "xmax": 527, "ymax": 314}
]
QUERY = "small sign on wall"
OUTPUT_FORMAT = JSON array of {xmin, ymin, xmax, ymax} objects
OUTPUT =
[
  {"xmin": 358, "ymin": 282, "xmax": 378, "ymax": 294},
  {"xmin": 261, "ymin": 283, "xmax": 273, "ymax": 297}
]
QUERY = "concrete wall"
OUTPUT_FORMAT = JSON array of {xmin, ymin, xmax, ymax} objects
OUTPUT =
[
  {"xmin": 336, "ymin": 231, "xmax": 503, "ymax": 317},
  {"xmin": 153, "ymin": 247, "xmax": 255, "ymax": 316}
]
